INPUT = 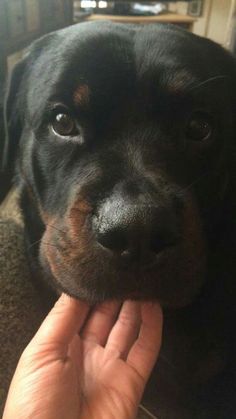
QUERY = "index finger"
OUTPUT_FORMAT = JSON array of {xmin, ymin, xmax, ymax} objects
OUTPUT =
[{"xmin": 29, "ymin": 293, "xmax": 90, "ymax": 350}]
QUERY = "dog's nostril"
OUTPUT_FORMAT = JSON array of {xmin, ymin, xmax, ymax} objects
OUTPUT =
[
  {"xmin": 97, "ymin": 228, "xmax": 128, "ymax": 253},
  {"xmin": 150, "ymin": 235, "xmax": 171, "ymax": 254},
  {"xmin": 97, "ymin": 225, "xmax": 175, "ymax": 262}
]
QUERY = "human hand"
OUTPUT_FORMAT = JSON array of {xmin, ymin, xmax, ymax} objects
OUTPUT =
[{"xmin": 3, "ymin": 294, "xmax": 163, "ymax": 419}]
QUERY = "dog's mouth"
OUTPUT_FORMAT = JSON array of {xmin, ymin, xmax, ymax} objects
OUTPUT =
[{"xmin": 39, "ymin": 197, "xmax": 206, "ymax": 308}]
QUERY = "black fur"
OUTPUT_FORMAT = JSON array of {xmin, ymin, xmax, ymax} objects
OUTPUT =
[{"xmin": 1, "ymin": 22, "xmax": 236, "ymax": 417}]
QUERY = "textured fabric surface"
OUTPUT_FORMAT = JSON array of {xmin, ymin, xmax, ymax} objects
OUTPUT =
[
  {"xmin": 0, "ymin": 191, "xmax": 47, "ymax": 413},
  {"xmin": 0, "ymin": 189, "xmax": 23, "ymax": 224},
  {"xmin": 0, "ymin": 216, "xmax": 47, "ymax": 414}
]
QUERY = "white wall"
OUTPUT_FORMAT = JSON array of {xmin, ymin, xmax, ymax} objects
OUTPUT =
[
  {"xmin": 192, "ymin": 0, "xmax": 234, "ymax": 46},
  {"xmin": 170, "ymin": 0, "xmax": 235, "ymax": 47}
]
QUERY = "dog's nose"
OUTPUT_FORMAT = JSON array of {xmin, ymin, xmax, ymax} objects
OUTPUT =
[
  {"xmin": 97, "ymin": 225, "xmax": 169, "ymax": 254},
  {"xmin": 93, "ymin": 200, "xmax": 178, "ymax": 268}
]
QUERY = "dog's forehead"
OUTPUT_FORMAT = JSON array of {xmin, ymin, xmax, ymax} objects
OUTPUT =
[
  {"xmin": 25, "ymin": 22, "xmax": 227, "ymax": 116},
  {"xmin": 30, "ymin": 23, "xmax": 201, "ymax": 83},
  {"xmin": 26, "ymin": 22, "xmax": 134, "ymax": 112}
]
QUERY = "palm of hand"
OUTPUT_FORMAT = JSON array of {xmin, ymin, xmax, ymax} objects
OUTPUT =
[{"xmin": 72, "ymin": 335, "xmax": 143, "ymax": 419}]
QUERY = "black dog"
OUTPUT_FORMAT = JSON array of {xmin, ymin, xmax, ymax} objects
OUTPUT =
[{"xmin": 1, "ymin": 21, "xmax": 236, "ymax": 417}]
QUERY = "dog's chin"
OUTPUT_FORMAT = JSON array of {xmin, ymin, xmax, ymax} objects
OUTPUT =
[
  {"xmin": 55, "ymin": 284, "xmax": 203, "ymax": 308},
  {"xmin": 39, "ymin": 243, "xmax": 206, "ymax": 308}
]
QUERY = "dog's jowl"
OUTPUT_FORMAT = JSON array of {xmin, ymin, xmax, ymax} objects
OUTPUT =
[{"xmin": 1, "ymin": 22, "xmax": 236, "ymax": 417}]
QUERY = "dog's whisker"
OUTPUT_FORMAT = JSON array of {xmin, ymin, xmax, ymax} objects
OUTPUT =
[
  {"xmin": 189, "ymin": 75, "xmax": 229, "ymax": 92},
  {"xmin": 28, "ymin": 239, "xmax": 59, "ymax": 250},
  {"xmin": 181, "ymin": 170, "xmax": 212, "ymax": 193},
  {"xmin": 28, "ymin": 238, "xmax": 42, "ymax": 249},
  {"xmin": 28, "ymin": 225, "xmax": 68, "ymax": 250},
  {"xmin": 159, "ymin": 354, "xmax": 177, "ymax": 371},
  {"xmin": 41, "ymin": 241, "xmax": 60, "ymax": 248},
  {"xmin": 45, "ymin": 223, "xmax": 67, "ymax": 236}
]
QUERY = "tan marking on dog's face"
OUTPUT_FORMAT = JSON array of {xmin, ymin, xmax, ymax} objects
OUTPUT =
[
  {"xmin": 39, "ymin": 208, "xmax": 51, "ymax": 225},
  {"xmin": 166, "ymin": 70, "xmax": 193, "ymax": 94},
  {"xmin": 73, "ymin": 84, "xmax": 90, "ymax": 107},
  {"xmin": 40, "ymin": 197, "xmax": 93, "ymax": 271},
  {"xmin": 67, "ymin": 196, "xmax": 93, "ymax": 244}
]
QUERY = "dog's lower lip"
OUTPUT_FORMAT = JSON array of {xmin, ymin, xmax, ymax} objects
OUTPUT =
[{"xmin": 125, "ymin": 290, "xmax": 143, "ymax": 299}]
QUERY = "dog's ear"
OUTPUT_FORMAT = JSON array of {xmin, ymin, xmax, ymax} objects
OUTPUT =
[
  {"xmin": 0, "ymin": 58, "xmax": 27, "ymax": 202},
  {"xmin": 3, "ymin": 58, "xmax": 27, "ymax": 170}
]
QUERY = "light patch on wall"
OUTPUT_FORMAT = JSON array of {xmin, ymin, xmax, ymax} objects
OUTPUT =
[
  {"xmin": 81, "ymin": 1, "xmax": 97, "ymax": 8},
  {"xmin": 98, "ymin": 1, "xmax": 108, "ymax": 8}
]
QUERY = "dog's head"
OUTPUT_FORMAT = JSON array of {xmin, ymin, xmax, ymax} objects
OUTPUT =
[{"xmin": 2, "ymin": 22, "xmax": 236, "ymax": 306}]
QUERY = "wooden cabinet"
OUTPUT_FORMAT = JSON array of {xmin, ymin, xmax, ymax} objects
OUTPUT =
[{"xmin": 84, "ymin": 13, "xmax": 195, "ymax": 31}]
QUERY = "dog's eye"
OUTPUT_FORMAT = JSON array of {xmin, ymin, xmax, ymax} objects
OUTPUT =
[
  {"xmin": 52, "ymin": 113, "xmax": 78, "ymax": 137},
  {"xmin": 186, "ymin": 112, "xmax": 213, "ymax": 142}
]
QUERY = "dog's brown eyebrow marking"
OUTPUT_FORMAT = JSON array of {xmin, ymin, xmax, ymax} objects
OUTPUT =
[
  {"xmin": 165, "ymin": 70, "xmax": 194, "ymax": 94},
  {"xmin": 73, "ymin": 84, "xmax": 90, "ymax": 107}
]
